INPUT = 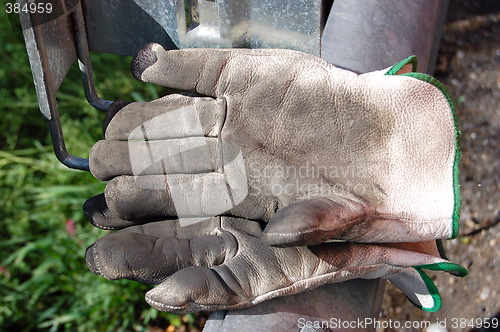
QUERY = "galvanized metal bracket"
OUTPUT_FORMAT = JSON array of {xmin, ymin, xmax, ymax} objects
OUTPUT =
[{"xmin": 82, "ymin": 0, "xmax": 322, "ymax": 56}]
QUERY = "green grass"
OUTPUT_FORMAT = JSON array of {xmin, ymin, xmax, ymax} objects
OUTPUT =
[{"xmin": 0, "ymin": 11, "xmax": 200, "ymax": 332}]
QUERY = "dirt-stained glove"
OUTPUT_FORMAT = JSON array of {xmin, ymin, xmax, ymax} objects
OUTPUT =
[
  {"xmin": 88, "ymin": 44, "xmax": 461, "ymax": 245},
  {"xmin": 84, "ymin": 214, "xmax": 466, "ymax": 314}
]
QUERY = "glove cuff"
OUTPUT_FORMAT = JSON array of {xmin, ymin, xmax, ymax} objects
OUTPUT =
[{"xmin": 387, "ymin": 261, "xmax": 467, "ymax": 312}]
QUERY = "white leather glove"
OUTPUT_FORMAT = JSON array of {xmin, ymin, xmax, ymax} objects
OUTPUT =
[
  {"xmin": 89, "ymin": 44, "xmax": 461, "ymax": 245},
  {"xmin": 84, "ymin": 214, "xmax": 467, "ymax": 313},
  {"xmin": 84, "ymin": 45, "xmax": 467, "ymax": 313}
]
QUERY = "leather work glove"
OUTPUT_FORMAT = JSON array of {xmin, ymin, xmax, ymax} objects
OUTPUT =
[
  {"xmin": 84, "ymin": 214, "xmax": 467, "ymax": 314},
  {"xmin": 88, "ymin": 43, "xmax": 461, "ymax": 245}
]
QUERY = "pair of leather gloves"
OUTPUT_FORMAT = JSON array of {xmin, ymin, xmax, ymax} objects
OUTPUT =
[{"xmin": 84, "ymin": 43, "xmax": 467, "ymax": 313}]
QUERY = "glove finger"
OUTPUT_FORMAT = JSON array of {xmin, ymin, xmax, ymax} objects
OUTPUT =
[
  {"xmin": 103, "ymin": 100, "xmax": 131, "ymax": 136},
  {"xmin": 144, "ymin": 217, "xmax": 289, "ymax": 313},
  {"xmin": 89, "ymin": 137, "xmax": 220, "ymax": 181},
  {"xmin": 83, "ymin": 193, "xmax": 211, "ymax": 230},
  {"xmin": 84, "ymin": 193, "xmax": 141, "ymax": 230},
  {"xmin": 143, "ymin": 217, "xmax": 401, "ymax": 313},
  {"xmin": 312, "ymin": 241, "xmax": 467, "ymax": 312},
  {"xmin": 131, "ymin": 43, "xmax": 319, "ymax": 97},
  {"xmin": 104, "ymin": 93, "xmax": 225, "ymax": 140},
  {"xmin": 85, "ymin": 217, "xmax": 234, "ymax": 283},
  {"xmin": 145, "ymin": 266, "xmax": 248, "ymax": 314},
  {"xmin": 143, "ymin": 239, "xmax": 463, "ymax": 314},
  {"xmin": 262, "ymin": 197, "xmax": 445, "ymax": 246},
  {"xmin": 104, "ymin": 174, "xmax": 242, "ymax": 221},
  {"xmin": 282, "ymin": 242, "xmax": 466, "ymax": 313},
  {"xmin": 132, "ymin": 43, "xmax": 233, "ymax": 97},
  {"xmin": 311, "ymin": 241, "xmax": 454, "ymax": 269}
]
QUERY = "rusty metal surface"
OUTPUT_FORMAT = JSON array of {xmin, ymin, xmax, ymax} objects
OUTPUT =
[
  {"xmin": 20, "ymin": 0, "xmax": 90, "ymax": 170},
  {"xmin": 38, "ymin": 14, "xmax": 77, "ymax": 92},
  {"xmin": 20, "ymin": 3, "xmax": 77, "ymax": 119},
  {"xmin": 71, "ymin": 2, "xmax": 113, "ymax": 111}
]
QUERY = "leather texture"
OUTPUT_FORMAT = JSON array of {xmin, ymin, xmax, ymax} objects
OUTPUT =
[
  {"xmin": 84, "ymin": 44, "xmax": 467, "ymax": 313},
  {"xmin": 85, "ymin": 215, "xmax": 464, "ymax": 313},
  {"xmin": 89, "ymin": 44, "xmax": 460, "ymax": 244}
]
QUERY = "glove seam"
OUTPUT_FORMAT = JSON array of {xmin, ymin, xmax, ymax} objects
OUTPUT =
[
  {"xmin": 91, "ymin": 221, "xmax": 115, "ymax": 231},
  {"xmin": 93, "ymin": 246, "xmax": 104, "ymax": 276},
  {"xmin": 248, "ymin": 263, "xmax": 401, "ymax": 307},
  {"xmin": 212, "ymin": 265, "xmax": 249, "ymax": 299},
  {"xmin": 211, "ymin": 56, "xmax": 232, "ymax": 97},
  {"xmin": 216, "ymin": 97, "xmax": 227, "ymax": 173}
]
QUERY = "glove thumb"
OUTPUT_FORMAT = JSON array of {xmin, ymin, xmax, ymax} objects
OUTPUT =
[{"xmin": 261, "ymin": 197, "xmax": 369, "ymax": 246}]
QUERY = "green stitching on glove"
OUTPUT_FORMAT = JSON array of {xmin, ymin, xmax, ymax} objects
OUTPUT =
[
  {"xmin": 385, "ymin": 55, "xmax": 418, "ymax": 75},
  {"xmin": 416, "ymin": 262, "xmax": 468, "ymax": 277},
  {"xmin": 436, "ymin": 239, "xmax": 449, "ymax": 260},
  {"xmin": 413, "ymin": 267, "xmax": 442, "ymax": 312},
  {"xmin": 408, "ymin": 262, "xmax": 467, "ymax": 311}
]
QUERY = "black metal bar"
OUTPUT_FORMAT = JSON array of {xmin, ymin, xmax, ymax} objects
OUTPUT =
[
  {"xmin": 48, "ymin": 115, "xmax": 90, "ymax": 171},
  {"xmin": 71, "ymin": 2, "xmax": 113, "ymax": 111},
  {"xmin": 25, "ymin": 1, "xmax": 91, "ymax": 171}
]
